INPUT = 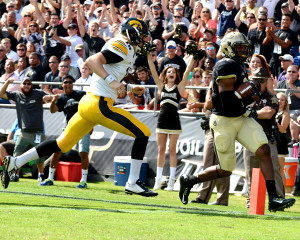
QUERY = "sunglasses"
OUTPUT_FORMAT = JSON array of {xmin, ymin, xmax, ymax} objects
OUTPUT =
[
  {"xmin": 225, "ymin": 0, "xmax": 233, "ymax": 2},
  {"xmin": 17, "ymin": 49, "xmax": 25, "ymax": 51},
  {"xmin": 281, "ymin": 59, "xmax": 291, "ymax": 62},
  {"xmin": 59, "ymin": 65, "xmax": 68, "ymax": 68},
  {"xmin": 49, "ymin": 61, "xmax": 58, "ymax": 64},
  {"xmin": 0, "ymin": 49, "xmax": 5, "ymax": 52},
  {"xmin": 150, "ymin": 54, "xmax": 157, "ymax": 57},
  {"xmin": 23, "ymin": 82, "xmax": 32, "ymax": 85},
  {"xmin": 247, "ymin": 16, "xmax": 255, "ymax": 19},
  {"xmin": 193, "ymin": 75, "xmax": 201, "ymax": 78},
  {"xmin": 63, "ymin": 81, "xmax": 73, "ymax": 84},
  {"xmin": 258, "ymin": 18, "xmax": 267, "ymax": 22},
  {"xmin": 97, "ymin": 11, "xmax": 102, "ymax": 13},
  {"xmin": 174, "ymin": 16, "xmax": 182, "ymax": 18},
  {"xmin": 202, "ymin": 11, "xmax": 209, "ymax": 13},
  {"xmin": 7, "ymin": 6, "xmax": 14, "ymax": 8},
  {"xmin": 175, "ymin": 8, "xmax": 183, "ymax": 11},
  {"xmin": 154, "ymin": 7, "xmax": 160, "ymax": 10},
  {"xmin": 207, "ymin": 47, "xmax": 215, "ymax": 50},
  {"xmin": 29, "ymin": 25, "xmax": 37, "ymax": 27},
  {"xmin": 95, "ymin": 1, "xmax": 102, "ymax": 4},
  {"xmin": 24, "ymin": 14, "xmax": 31, "ymax": 17},
  {"xmin": 287, "ymin": 71, "xmax": 297, "ymax": 73},
  {"xmin": 168, "ymin": 46, "xmax": 176, "ymax": 49}
]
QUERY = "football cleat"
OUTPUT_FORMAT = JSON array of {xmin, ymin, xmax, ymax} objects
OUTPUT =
[
  {"xmin": 268, "ymin": 197, "xmax": 296, "ymax": 212},
  {"xmin": 1, "ymin": 156, "xmax": 17, "ymax": 189},
  {"xmin": 125, "ymin": 180, "xmax": 158, "ymax": 197},
  {"xmin": 179, "ymin": 175, "xmax": 195, "ymax": 204},
  {"xmin": 76, "ymin": 181, "xmax": 87, "ymax": 189},
  {"xmin": 40, "ymin": 178, "xmax": 54, "ymax": 186}
]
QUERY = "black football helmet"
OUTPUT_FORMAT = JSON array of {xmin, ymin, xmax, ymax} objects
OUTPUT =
[{"xmin": 120, "ymin": 18, "xmax": 150, "ymax": 45}]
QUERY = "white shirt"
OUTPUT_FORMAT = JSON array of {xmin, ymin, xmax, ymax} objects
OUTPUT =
[
  {"xmin": 0, "ymin": 72, "xmax": 20, "ymax": 103},
  {"xmin": 14, "ymin": 67, "xmax": 29, "ymax": 82},
  {"xmin": 6, "ymin": 50, "xmax": 19, "ymax": 62},
  {"xmin": 74, "ymin": 75, "xmax": 92, "ymax": 92},
  {"xmin": 60, "ymin": 35, "xmax": 83, "ymax": 67}
]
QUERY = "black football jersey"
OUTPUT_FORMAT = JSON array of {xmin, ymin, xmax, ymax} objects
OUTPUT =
[{"xmin": 212, "ymin": 58, "xmax": 248, "ymax": 117}]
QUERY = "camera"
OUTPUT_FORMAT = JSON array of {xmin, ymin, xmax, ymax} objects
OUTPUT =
[{"xmin": 174, "ymin": 24, "xmax": 182, "ymax": 39}]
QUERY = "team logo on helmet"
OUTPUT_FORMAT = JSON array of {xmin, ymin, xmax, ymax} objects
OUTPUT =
[{"xmin": 128, "ymin": 20, "xmax": 142, "ymax": 31}]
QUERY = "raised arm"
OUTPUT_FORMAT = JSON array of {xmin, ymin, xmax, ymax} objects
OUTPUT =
[
  {"xmin": 0, "ymin": 79, "xmax": 14, "ymax": 99},
  {"xmin": 110, "ymin": 0, "xmax": 118, "ymax": 22},
  {"xmin": 31, "ymin": 0, "xmax": 46, "ymax": 27},
  {"xmin": 51, "ymin": 28, "xmax": 71, "ymax": 46},
  {"xmin": 147, "ymin": 53, "xmax": 163, "ymax": 92},
  {"xmin": 62, "ymin": 0, "xmax": 72, "ymax": 29},
  {"xmin": 178, "ymin": 57, "xmax": 195, "ymax": 98},
  {"xmin": 76, "ymin": 4, "xmax": 86, "ymax": 38}
]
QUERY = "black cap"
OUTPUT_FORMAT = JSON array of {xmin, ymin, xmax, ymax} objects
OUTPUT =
[
  {"xmin": 204, "ymin": 28, "xmax": 214, "ymax": 35},
  {"xmin": 68, "ymin": 23, "xmax": 77, "ymax": 29},
  {"xmin": 61, "ymin": 54, "xmax": 70, "ymax": 61}
]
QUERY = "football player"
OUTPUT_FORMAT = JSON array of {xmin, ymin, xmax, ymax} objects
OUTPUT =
[
  {"xmin": 179, "ymin": 32, "xmax": 295, "ymax": 212},
  {"xmin": 2, "ymin": 18, "xmax": 158, "ymax": 197}
]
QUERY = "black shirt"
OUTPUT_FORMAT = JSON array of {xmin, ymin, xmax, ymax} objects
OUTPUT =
[
  {"xmin": 44, "ymin": 23, "xmax": 67, "ymax": 57},
  {"xmin": 55, "ymin": 90, "xmax": 86, "ymax": 123},
  {"xmin": 147, "ymin": 16, "xmax": 165, "ymax": 41},
  {"xmin": 83, "ymin": 33, "xmax": 106, "ymax": 61},
  {"xmin": 25, "ymin": 65, "xmax": 47, "ymax": 88},
  {"xmin": 0, "ymin": 24, "xmax": 18, "ymax": 51},
  {"xmin": 0, "ymin": 57, "xmax": 7, "ymax": 76},
  {"xmin": 158, "ymin": 55, "xmax": 187, "ymax": 78},
  {"xmin": 248, "ymin": 27, "xmax": 274, "ymax": 63}
]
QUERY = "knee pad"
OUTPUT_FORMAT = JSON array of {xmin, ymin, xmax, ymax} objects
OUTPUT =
[{"xmin": 214, "ymin": 134, "xmax": 230, "ymax": 153}]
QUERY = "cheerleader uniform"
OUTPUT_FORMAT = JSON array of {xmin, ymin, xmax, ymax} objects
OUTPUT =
[
  {"xmin": 156, "ymin": 84, "xmax": 181, "ymax": 134},
  {"xmin": 275, "ymin": 111, "xmax": 289, "ymax": 156}
]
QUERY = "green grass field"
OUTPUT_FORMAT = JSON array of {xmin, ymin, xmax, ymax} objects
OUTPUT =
[{"xmin": 0, "ymin": 179, "xmax": 300, "ymax": 240}]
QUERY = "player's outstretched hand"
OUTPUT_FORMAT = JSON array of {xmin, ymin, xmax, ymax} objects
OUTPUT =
[
  {"xmin": 132, "ymin": 85, "xmax": 145, "ymax": 95},
  {"xmin": 110, "ymin": 80, "xmax": 126, "ymax": 98}
]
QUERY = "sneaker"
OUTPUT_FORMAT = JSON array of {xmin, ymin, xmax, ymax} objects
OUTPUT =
[
  {"xmin": 38, "ymin": 174, "xmax": 46, "ymax": 183},
  {"xmin": 10, "ymin": 175, "xmax": 19, "ymax": 182},
  {"xmin": 125, "ymin": 179, "xmax": 158, "ymax": 197},
  {"xmin": 179, "ymin": 175, "xmax": 194, "ymax": 205},
  {"xmin": 40, "ymin": 178, "xmax": 54, "ymax": 186},
  {"xmin": 153, "ymin": 177, "xmax": 163, "ymax": 190},
  {"xmin": 1, "ymin": 156, "xmax": 17, "ymax": 189},
  {"xmin": 268, "ymin": 197, "xmax": 296, "ymax": 212},
  {"xmin": 291, "ymin": 188, "xmax": 300, "ymax": 196},
  {"xmin": 165, "ymin": 178, "xmax": 176, "ymax": 191},
  {"xmin": 76, "ymin": 181, "xmax": 87, "ymax": 189},
  {"xmin": 208, "ymin": 201, "xmax": 228, "ymax": 206}
]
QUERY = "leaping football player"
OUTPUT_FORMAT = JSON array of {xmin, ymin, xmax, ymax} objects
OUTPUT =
[
  {"xmin": 2, "ymin": 18, "xmax": 158, "ymax": 197},
  {"xmin": 179, "ymin": 32, "xmax": 295, "ymax": 212}
]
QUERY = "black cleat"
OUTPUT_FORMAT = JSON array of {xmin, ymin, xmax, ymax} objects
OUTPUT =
[
  {"xmin": 125, "ymin": 180, "xmax": 158, "ymax": 197},
  {"xmin": 268, "ymin": 197, "xmax": 296, "ymax": 212},
  {"xmin": 291, "ymin": 188, "xmax": 300, "ymax": 196},
  {"xmin": 179, "ymin": 175, "xmax": 194, "ymax": 205}
]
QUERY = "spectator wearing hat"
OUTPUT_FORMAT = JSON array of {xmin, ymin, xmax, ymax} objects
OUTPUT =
[
  {"xmin": 274, "ymin": 1, "xmax": 293, "ymax": 22},
  {"xmin": 277, "ymin": 64, "xmax": 300, "ymax": 147},
  {"xmin": 76, "ymin": 4, "xmax": 105, "ymax": 60},
  {"xmin": 0, "ymin": 77, "xmax": 48, "ymax": 182},
  {"xmin": 146, "ymin": 3, "xmax": 164, "ymax": 42},
  {"xmin": 75, "ymin": 44, "xmax": 84, "ymax": 69},
  {"xmin": 60, "ymin": 54, "xmax": 80, "ymax": 80},
  {"xmin": 24, "ymin": 52, "xmax": 47, "ymax": 89},
  {"xmin": 268, "ymin": 12, "xmax": 298, "ymax": 78},
  {"xmin": 244, "ymin": 67, "xmax": 284, "ymax": 208},
  {"xmin": 158, "ymin": 40, "xmax": 187, "ymax": 78},
  {"xmin": 51, "ymin": 23, "xmax": 83, "ymax": 68},
  {"xmin": 247, "ymin": 12, "xmax": 274, "ymax": 63},
  {"xmin": 277, "ymin": 54, "xmax": 294, "ymax": 83}
]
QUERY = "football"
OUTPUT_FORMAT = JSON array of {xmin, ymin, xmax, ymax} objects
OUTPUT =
[{"xmin": 234, "ymin": 81, "xmax": 259, "ymax": 99}]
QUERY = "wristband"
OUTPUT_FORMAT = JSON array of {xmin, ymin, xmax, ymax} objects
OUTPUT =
[{"xmin": 104, "ymin": 74, "xmax": 115, "ymax": 84}]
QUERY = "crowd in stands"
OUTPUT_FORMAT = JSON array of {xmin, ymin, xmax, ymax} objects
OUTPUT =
[{"xmin": 1, "ymin": 0, "xmax": 300, "ymax": 195}]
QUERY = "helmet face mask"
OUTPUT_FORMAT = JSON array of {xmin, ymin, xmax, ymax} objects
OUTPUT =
[
  {"xmin": 120, "ymin": 18, "xmax": 150, "ymax": 46},
  {"xmin": 221, "ymin": 32, "xmax": 250, "ymax": 62}
]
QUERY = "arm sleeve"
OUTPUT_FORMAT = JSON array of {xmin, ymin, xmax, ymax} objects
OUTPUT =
[{"xmin": 101, "ymin": 49, "xmax": 124, "ymax": 64}]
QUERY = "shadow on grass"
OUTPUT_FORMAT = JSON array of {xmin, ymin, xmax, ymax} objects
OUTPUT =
[{"xmin": 1, "ymin": 190, "xmax": 299, "ymax": 221}]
